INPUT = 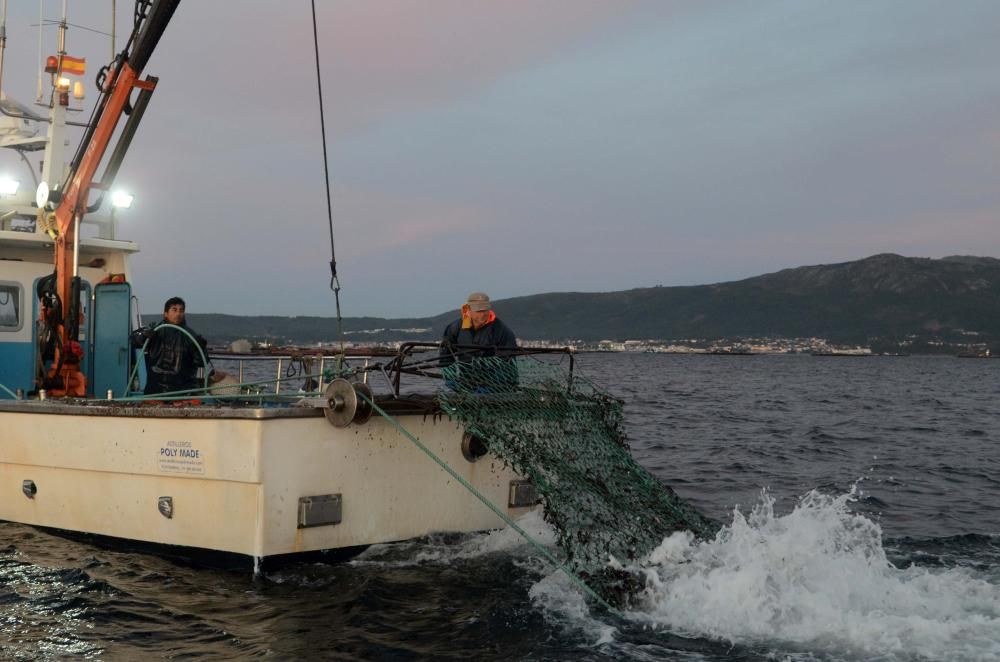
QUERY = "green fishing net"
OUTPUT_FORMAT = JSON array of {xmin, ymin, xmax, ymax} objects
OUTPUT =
[{"xmin": 438, "ymin": 356, "xmax": 719, "ymax": 605}]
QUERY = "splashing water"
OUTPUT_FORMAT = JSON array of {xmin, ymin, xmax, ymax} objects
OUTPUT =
[{"xmin": 596, "ymin": 489, "xmax": 1000, "ymax": 661}]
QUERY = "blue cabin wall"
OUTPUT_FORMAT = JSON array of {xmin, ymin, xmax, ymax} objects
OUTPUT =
[
  {"xmin": 0, "ymin": 341, "xmax": 33, "ymax": 396},
  {"xmin": 0, "ymin": 279, "xmax": 32, "ymax": 397},
  {"xmin": 0, "ymin": 275, "xmax": 135, "ymax": 399}
]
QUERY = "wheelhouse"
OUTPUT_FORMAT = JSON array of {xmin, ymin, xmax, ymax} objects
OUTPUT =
[{"xmin": 0, "ymin": 226, "xmax": 138, "ymax": 398}]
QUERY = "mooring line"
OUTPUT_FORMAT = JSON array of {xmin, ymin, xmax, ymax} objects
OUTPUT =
[{"xmin": 355, "ymin": 390, "xmax": 617, "ymax": 614}]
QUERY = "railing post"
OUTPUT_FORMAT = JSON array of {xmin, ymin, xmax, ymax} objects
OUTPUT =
[{"xmin": 275, "ymin": 358, "xmax": 282, "ymax": 394}]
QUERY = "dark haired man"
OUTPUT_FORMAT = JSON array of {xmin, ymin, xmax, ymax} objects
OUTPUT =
[{"xmin": 131, "ymin": 296, "xmax": 209, "ymax": 395}]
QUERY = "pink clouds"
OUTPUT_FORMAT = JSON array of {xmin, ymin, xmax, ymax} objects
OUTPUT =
[
  {"xmin": 135, "ymin": 2, "xmax": 667, "ymax": 138},
  {"xmin": 332, "ymin": 187, "xmax": 494, "ymax": 257},
  {"xmin": 317, "ymin": 0, "xmax": 662, "ymax": 132}
]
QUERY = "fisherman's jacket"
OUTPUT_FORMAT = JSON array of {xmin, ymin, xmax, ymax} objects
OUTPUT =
[
  {"xmin": 131, "ymin": 321, "xmax": 208, "ymax": 395},
  {"xmin": 440, "ymin": 314, "xmax": 518, "ymax": 361}
]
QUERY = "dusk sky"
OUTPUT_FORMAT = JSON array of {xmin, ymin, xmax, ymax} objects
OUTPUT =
[{"xmin": 1, "ymin": 1, "xmax": 998, "ymax": 317}]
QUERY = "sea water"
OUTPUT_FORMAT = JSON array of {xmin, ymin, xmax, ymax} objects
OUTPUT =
[{"xmin": 0, "ymin": 354, "xmax": 997, "ymax": 660}]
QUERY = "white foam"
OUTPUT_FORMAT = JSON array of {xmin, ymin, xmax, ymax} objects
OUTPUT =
[
  {"xmin": 626, "ymin": 489, "xmax": 1000, "ymax": 661},
  {"xmin": 353, "ymin": 509, "xmax": 557, "ymax": 566},
  {"xmin": 453, "ymin": 508, "xmax": 558, "ymax": 556},
  {"xmin": 529, "ymin": 570, "xmax": 617, "ymax": 646}
]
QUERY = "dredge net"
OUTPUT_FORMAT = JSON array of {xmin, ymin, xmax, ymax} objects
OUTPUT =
[{"xmin": 438, "ymin": 356, "xmax": 718, "ymax": 605}]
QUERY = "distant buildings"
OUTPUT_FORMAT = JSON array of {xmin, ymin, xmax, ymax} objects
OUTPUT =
[{"xmin": 516, "ymin": 336, "xmax": 873, "ymax": 354}]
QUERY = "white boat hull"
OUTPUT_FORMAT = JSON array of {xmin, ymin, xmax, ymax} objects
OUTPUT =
[{"xmin": 0, "ymin": 401, "xmax": 532, "ymax": 562}]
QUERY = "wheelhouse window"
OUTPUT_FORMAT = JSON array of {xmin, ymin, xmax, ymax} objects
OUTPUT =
[{"xmin": 0, "ymin": 283, "xmax": 21, "ymax": 331}]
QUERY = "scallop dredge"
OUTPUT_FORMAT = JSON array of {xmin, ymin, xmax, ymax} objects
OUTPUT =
[{"xmin": 438, "ymin": 355, "xmax": 719, "ymax": 605}]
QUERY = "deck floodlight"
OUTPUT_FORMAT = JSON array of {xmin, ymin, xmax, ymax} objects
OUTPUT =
[
  {"xmin": 111, "ymin": 191, "xmax": 134, "ymax": 209},
  {"xmin": 0, "ymin": 178, "xmax": 20, "ymax": 196},
  {"xmin": 72, "ymin": 81, "xmax": 85, "ymax": 100}
]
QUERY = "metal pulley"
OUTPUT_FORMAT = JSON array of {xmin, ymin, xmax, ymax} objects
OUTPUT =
[{"xmin": 323, "ymin": 379, "xmax": 374, "ymax": 427}]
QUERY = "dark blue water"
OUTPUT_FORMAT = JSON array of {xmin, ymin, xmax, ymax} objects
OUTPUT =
[{"xmin": 2, "ymin": 354, "xmax": 998, "ymax": 660}]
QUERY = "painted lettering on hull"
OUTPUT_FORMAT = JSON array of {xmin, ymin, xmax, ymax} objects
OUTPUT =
[{"xmin": 158, "ymin": 440, "xmax": 205, "ymax": 475}]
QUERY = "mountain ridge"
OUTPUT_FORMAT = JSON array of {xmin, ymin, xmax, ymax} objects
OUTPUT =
[{"xmin": 177, "ymin": 254, "xmax": 1000, "ymax": 348}]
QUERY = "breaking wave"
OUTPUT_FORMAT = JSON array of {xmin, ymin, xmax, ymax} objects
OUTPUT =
[{"xmin": 534, "ymin": 489, "xmax": 1000, "ymax": 661}]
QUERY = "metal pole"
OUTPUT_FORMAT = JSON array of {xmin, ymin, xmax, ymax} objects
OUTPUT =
[
  {"xmin": 36, "ymin": 0, "xmax": 43, "ymax": 101},
  {"xmin": 275, "ymin": 358, "xmax": 282, "ymax": 394},
  {"xmin": 0, "ymin": 0, "xmax": 8, "ymax": 98},
  {"xmin": 58, "ymin": 1, "xmax": 67, "ymax": 55},
  {"xmin": 72, "ymin": 214, "xmax": 79, "ymax": 277},
  {"xmin": 111, "ymin": 0, "xmax": 116, "ymax": 60}
]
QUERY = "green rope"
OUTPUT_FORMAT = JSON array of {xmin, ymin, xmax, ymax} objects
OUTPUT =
[
  {"xmin": 0, "ymin": 382, "xmax": 18, "ymax": 399},
  {"xmin": 355, "ymin": 389, "xmax": 618, "ymax": 615}
]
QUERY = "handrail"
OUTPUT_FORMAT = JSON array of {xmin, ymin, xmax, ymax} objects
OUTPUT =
[
  {"xmin": 208, "ymin": 352, "xmax": 373, "ymax": 395},
  {"xmin": 205, "ymin": 344, "xmax": 575, "ymax": 398},
  {"xmin": 208, "ymin": 353, "xmax": 372, "ymax": 362}
]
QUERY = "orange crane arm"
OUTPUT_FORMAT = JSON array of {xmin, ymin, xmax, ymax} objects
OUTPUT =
[
  {"xmin": 41, "ymin": 0, "xmax": 181, "ymax": 396},
  {"xmin": 52, "ymin": 64, "xmax": 153, "ymax": 335}
]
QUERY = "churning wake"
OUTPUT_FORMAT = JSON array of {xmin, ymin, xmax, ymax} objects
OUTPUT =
[{"xmin": 532, "ymin": 488, "xmax": 1000, "ymax": 660}]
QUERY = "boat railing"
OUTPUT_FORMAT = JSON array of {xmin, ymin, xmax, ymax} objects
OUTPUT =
[
  {"xmin": 207, "ymin": 352, "xmax": 373, "ymax": 395},
  {"xmin": 208, "ymin": 343, "xmax": 576, "ymax": 398}
]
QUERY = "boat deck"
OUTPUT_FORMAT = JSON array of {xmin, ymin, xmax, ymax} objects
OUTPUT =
[{"xmin": 0, "ymin": 393, "xmax": 443, "ymax": 419}]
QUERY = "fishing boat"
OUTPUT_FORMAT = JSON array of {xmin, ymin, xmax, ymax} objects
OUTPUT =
[{"xmin": 0, "ymin": 1, "xmax": 539, "ymax": 569}]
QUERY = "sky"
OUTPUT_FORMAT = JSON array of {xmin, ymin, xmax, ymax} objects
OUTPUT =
[{"xmin": 1, "ymin": 1, "xmax": 998, "ymax": 317}]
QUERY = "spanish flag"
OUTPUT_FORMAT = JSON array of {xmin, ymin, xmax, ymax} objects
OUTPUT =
[{"xmin": 61, "ymin": 55, "xmax": 86, "ymax": 76}]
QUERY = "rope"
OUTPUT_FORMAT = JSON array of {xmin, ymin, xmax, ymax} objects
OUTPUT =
[
  {"xmin": 355, "ymin": 389, "xmax": 618, "ymax": 615},
  {"xmin": 0, "ymin": 382, "xmax": 18, "ymax": 399}
]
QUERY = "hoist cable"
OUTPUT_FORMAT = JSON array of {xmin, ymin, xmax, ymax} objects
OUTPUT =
[
  {"xmin": 310, "ymin": 0, "xmax": 347, "ymax": 376},
  {"xmin": 310, "ymin": 0, "xmax": 342, "ymax": 332}
]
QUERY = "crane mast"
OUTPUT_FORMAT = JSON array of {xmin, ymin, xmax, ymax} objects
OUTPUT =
[{"xmin": 38, "ymin": 0, "xmax": 181, "ymax": 396}]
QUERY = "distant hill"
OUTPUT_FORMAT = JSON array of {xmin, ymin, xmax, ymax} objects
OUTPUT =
[{"xmin": 178, "ymin": 254, "xmax": 1000, "ymax": 347}]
